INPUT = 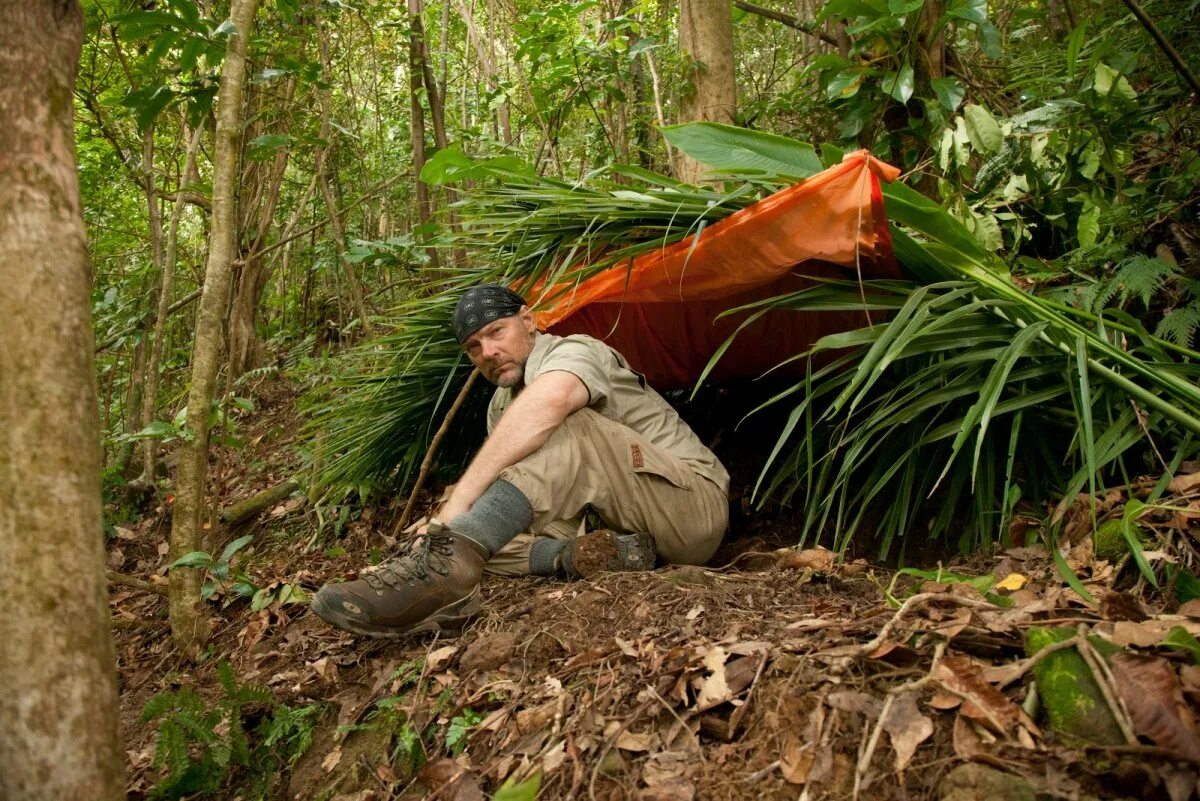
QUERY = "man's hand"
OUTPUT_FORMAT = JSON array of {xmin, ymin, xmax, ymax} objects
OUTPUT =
[{"xmin": 438, "ymin": 370, "xmax": 588, "ymax": 521}]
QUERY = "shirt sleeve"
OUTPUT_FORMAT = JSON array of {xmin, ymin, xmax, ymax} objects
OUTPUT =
[{"xmin": 529, "ymin": 337, "xmax": 612, "ymax": 410}]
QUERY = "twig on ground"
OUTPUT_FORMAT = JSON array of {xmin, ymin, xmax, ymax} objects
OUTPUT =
[
  {"xmin": 854, "ymin": 693, "xmax": 891, "ymax": 801},
  {"xmin": 839, "ymin": 593, "xmax": 995, "ymax": 670},
  {"xmin": 726, "ymin": 649, "xmax": 771, "ymax": 737},
  {"xmin": 854, "ymin": 642, "xmax": 946, "ymax": 799},
  {"xmin": 107, "ymin": 569, "xmax": 168, "ymax": 596},
  {"xmin": 1076, "ymin": 624, "xmax": 1138, "ymax": 744}
]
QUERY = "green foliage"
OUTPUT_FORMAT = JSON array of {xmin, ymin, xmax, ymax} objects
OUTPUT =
[
  {"xmin": 171, "ymin": 535, "xmax": 259, "ymax": 605},
  {"xmin": 672, "ymin": 122, "xmax": 1200, "ymax": 556},
  {"xmin": 142, "ymin": 662, "xmax": 320, "ymax": 799},
  {"xmin": 493, "ymin": 773, "xmax": 542, "ymax": 801},
  {"xmin": 303, "ymin": 155, "xmax": 758, "ymax": 492},
  {"xmin": 446, "ymin": 708, "xmax": 485, "ymax": 756}
]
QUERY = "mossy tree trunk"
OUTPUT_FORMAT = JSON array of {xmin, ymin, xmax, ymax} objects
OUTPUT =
[
  {"xmin": 168, "ymin": 0, "xmax": 260, "ymax": 658},
  {"xmin": 676, "ymin": 0, "xmax": 737, "ymax": 184},
  {"xmin": 0, "ymin": 2, "xmax": 125, "ymax": 798}
]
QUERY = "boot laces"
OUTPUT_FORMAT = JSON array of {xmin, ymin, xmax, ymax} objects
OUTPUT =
[{"xmin": 360, "ymin": 531, "xmax": 457, "ymax": 591}]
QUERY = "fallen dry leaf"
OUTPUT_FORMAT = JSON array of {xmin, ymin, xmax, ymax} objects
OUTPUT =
[
  {"xmin": 615, "ymin": 729, "xmax": 658, "ymax": 753},
  {"xmin": 1112, "ymin": 653, "xmax": 1200, "ymax": 763},
  {"xmin": 425, "ymin": 645, "xmax": 458, "ymax": 672},
  {"xmin": 994, "ymin": 573, "xmax": 1028, "ymax": 592},
  {"xmin": 1169, "ymin": 472, "xmax": 1200, "ymax": 495},
  {"xmin": 542, "ymin": 740, "xmax": 567, "ymax": 774},
  {"xmin": 781, "ymin": 547, "xmax": 835, "ymax": 573},
  {"xmin": 419, "ymin": 758, "xmax": 484, "ymax": 801},
  {"xmin": 695, "ymin": 646, "xmax": 731, "ymax": 710},
  {"xmin": 642, "ymin": 750, "xmax": 695, "ymax": 786},
  {"xmin": 933, "ymin": 655, "xmax": 1022, "ymax": 735},
  {"xmin": 825, "ymin": 691, "xmax": 881, "ymax": 716},
  {"xmin": 636, "ymin": 778, "xmax": 695, "ymax": 801},
  {"xmin": 780, "ymin": 734, "xmax": 814, "ymax": 784},
  {"xmin": 321, "ymin": 746, "xmax": 342, "ymax": 773},
  {"xmin": 883, "ymin": 692, "xmax": 934, "ymax": 771}
]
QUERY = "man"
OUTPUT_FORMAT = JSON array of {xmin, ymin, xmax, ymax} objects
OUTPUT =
[{"xmin": 312, "ymin": 284, "xmax": 729, "ymax": 637}]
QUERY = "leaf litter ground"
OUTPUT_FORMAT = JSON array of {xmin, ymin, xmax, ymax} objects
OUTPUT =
[{"xmin": 107, "ymin": 381, "xmax": 1200, "ymax": 800}]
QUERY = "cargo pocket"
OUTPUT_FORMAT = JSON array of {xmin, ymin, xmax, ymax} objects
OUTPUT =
[{"xmin": 624, "ymin": 434, "xmax": 693, "ymax": 492}]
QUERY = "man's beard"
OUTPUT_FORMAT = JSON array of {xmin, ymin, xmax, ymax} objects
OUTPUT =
[{"xmin": 487, "ymin": 361, "xmax": 524, "ymax": 388}]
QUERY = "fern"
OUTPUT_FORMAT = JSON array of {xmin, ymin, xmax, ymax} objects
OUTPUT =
[
  {"xmin": 141, "ymin": 662, "xmax": 322, "ymax": 800},
  {"xmin": 1157, "ymin": 307, "xmax": 1200, "ymax": 347},
  {"xmin": 1112, "ymin": 255, "xmax": 1178, "ymax": 307}
]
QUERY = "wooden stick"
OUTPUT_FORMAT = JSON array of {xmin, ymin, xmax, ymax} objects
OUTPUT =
[
  {"xmin": 219, "ymin": 478, "xmax": 301, "ymax": 526},
  {"xmin": 394, "ymin": 368, "xmax": 481, "ymax": 536},
  {"xmin": 107, "ymin": 569, "xmax": 168, "ymax": 596}
]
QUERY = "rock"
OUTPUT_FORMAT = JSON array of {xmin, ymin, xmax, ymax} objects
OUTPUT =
[
  {"xmin": 660, "ymin": 565, "xmax": 714, "ymax": 587},
  {"xmin": 460, "ymin": 631, "xmax": 517, "ymax": 672},
  {"xmin": 939, "ymin": 764, "xmax": 1038, "ymax": 801},
  {"xmin": 1025, "ymin": 627, "xmax": 1124, "ymax": 746}
]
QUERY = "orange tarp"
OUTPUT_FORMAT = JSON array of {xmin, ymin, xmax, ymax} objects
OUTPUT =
[{"xmin": 530, "ymin": 151, "xmax": 902, "ymax": 390}]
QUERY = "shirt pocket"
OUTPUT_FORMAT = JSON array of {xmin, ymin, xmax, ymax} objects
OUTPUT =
[{"xmin": 624, "ymin": 434, "xmax": 694, "ymax": 492}]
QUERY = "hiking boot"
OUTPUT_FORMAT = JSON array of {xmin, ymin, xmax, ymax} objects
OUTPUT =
[
  {"xmin": 564, "ymin": 529, "xmax": 657, "ymax": 578},
  {"xmin": 311, "ymin": 524, "xmax": 487, "ymax": 638}
]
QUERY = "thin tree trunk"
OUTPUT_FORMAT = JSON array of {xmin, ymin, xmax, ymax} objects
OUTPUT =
[
  {"xmin": 114, "ymin": 331, "xmax": 147, "ymax": 473},
  {"xmin": 414, "ymin": 0, "xmax": 466, "ymax": 265},
  {"xmin": 316, "ymin": 29, "xmax": 375, "ymax": 334},
  {"xmin": 137, "ymin": 121, "xmax": 204, "ymax": 487},
  {"xmin": 917, "ymin": 0, "xmax": 945, "ymax": 82},
  {"xmin": 407, "ymin": 0, "xmax": 441, "ymax": 270},
  {"xmin": 168, "ymin": 0, "xmax": 260, "ymax": 657},
  {"xmin": 0, "ymin": 2, "xmax": 125, "ymax": 798},
  {"xmin": 676, "ymin": 0, "xmax": 737, "ymax": 184},
  {"xmin": 453, "ymin": 0, "xmax": 512, "ymax": 143}
]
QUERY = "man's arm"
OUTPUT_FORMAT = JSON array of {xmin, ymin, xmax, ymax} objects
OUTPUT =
[{"xmin": 438, "ymin": 370, "xmax": 589, "ymax": 522}]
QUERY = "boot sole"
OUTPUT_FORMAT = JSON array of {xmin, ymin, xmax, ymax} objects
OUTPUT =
[{"xmin": 311, "ymin": 586, "xmax": 481, "ymax": 639}]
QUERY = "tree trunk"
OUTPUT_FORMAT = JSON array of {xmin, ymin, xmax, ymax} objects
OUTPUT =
[
  {"xmin": 113, "ymin": 330, "xmax": 147, "ymax": 474},
  {"xmin": 407, "ymin": 0, "xmax": 441, "ymax": 270},
  {"xmin": 229, "ymin": 132, "xmax": 292, "ymax": 378},
  {"xmin": 676, "ymin": 0, "xmax": 737, "ymax": 184},
  {"xmin": 168, "ymin": 0, "xmax": 260, "ymax": 657},
  {"xmin": 453, "ymin": 0, "xmax": 513, "ymax": 143},
  {"xmin": 137, "ymin": 121, "xmax": 205, "ymax": 487},
  {"xmin": 316, "ymin": 28, "xmax": 375, "ymax": 335},
  {"xmin": 0, "ymin": 2, "xmax": 125, "ymax": 798},
  {"xmin": 916, "ymin": 0, "xmax": 945, "ymax": 83},
  {"xmin": 414, "ymin": 0, "xmax": 467, "ymax": 266}
]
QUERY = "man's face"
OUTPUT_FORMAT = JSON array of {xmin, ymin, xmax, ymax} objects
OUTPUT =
[{"xmin": 463, "ymin": 307, "xmax": 537, "ymax": 388}]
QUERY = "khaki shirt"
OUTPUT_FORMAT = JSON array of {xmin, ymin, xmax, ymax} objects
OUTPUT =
[{"xmin": 487, "ymin": 332, "xmax": 730, "ymax": 493}]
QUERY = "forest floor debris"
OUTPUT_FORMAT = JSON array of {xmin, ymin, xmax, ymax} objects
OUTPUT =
[{"xmin": 106, "ymin": 383, "xmax": 1200, "ymax": 800}]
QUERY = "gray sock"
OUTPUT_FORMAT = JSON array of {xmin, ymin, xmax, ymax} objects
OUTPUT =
[
  {"xmin": 447, "ymin": 479, "xmax": 534, "ymax": 556},
  {"xmin": 529, "ymin": 538, "xmax": 569, "ymax": 577}
]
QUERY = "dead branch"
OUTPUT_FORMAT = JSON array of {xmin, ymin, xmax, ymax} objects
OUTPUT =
[
  {"xmin": 394, "ymin": 368, "xmax": 481, "ymax": 535},
  {"xmin": 107, "ymin": 569, "xmax": 168, "ymax": 596},
  {"xmin": 219, "ymin": 478, "xmax": 301, "ymax": 526},
  {"xmin": 1119, "ymin": 0, "xmax": 1200, "ymax": 99}
]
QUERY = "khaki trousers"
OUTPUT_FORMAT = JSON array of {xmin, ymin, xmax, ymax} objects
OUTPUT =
[{"xmin": 483, "ymin": 408, "xmax": 728, "ymax": 576}]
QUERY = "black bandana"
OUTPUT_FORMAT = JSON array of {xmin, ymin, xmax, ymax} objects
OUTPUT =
[{"xmin": 452, "ymin": 284, "xmax": 527, "ymax": 344}]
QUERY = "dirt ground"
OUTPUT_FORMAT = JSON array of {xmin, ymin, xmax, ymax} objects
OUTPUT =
[{"xmin": 106, "ymin": 381, "xmax": 1200, "ymax": 801}]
